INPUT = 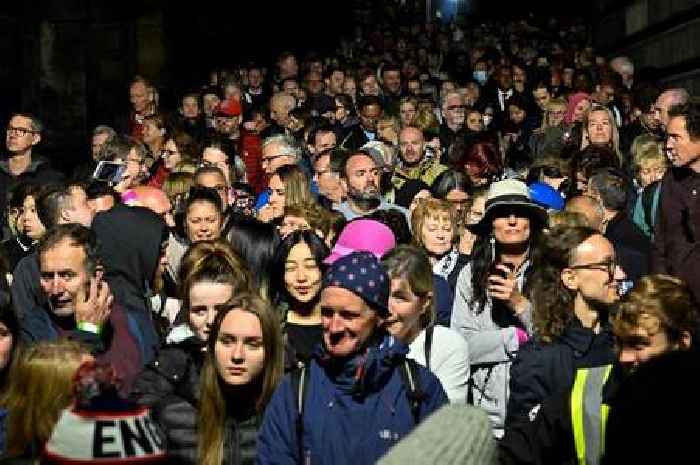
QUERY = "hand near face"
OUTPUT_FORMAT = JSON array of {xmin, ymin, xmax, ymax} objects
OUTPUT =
[
  {"xmin": 75, "ymin": 278, "xmax": 114, "ymax": 326},
  {"xmin": 487, "ymin": 264, "xmax": 529, "ymax": 315},
  {"xmin": 257, "ymin": 205, "xmax": 275, "ymax": 223}
]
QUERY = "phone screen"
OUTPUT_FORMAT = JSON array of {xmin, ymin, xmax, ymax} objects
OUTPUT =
[{"xmin": 92, "ymin": 161, "xmax": 125, "ymax": 184}]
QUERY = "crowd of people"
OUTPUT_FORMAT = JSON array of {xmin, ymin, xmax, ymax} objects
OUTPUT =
[{"xmin": 0, "ymin": 11, "xmax": 698, "ymax": 465}]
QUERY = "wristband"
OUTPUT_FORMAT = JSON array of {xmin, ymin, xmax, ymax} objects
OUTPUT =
[{"xmin": 77, "ymin": 321, "xmax": 103, "ymax": 335}]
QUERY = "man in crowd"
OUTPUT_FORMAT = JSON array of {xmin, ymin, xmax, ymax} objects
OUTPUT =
[
  {"xmin": 337, "ymin": 151, "xmax": 407, "ymax": 220},
  {"xmin": 1, "ymin": 113, "xmax": 64, "ymax": 240},
  {"xmin": 652, "ymin": 101, "xmax": 700, "ymax": 302},
  {"xmin": 258, "ymin": 251, "xmax": 448, "ymax": 465},
  {"xmin": 22, "ymin": 223, "xmax": 146, "ymax": 390},
  {"xmin": 438, "ymin": 92, "xmax": 468, "ymax": 157},
  {"xmin": 390, "ymin": 126, "xmax": 447, "ymax": 208}
]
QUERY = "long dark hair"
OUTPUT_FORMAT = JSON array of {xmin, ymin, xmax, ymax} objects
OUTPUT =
[
  {"xmin": 269, "ymin": 230, "xmax": 329, "ymax": 307},
  {"xmin": 530, "ymin": 226, "xmax": 600, "ymax": 343},
  {"xmin": 469, "ymin": 214, "xmax": 544, "ymax": 326},
  {"xmin": 225, "ymin": 217, "xmax": 280, "ymax": 300}
]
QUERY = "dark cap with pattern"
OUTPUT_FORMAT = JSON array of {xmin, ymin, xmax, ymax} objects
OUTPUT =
[{"xmin": 323, "ymin": 251, "xmax": 390, "ymax": 316}]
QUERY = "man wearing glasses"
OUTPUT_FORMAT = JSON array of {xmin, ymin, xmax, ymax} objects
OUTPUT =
[
  {"xmin": 1, "ymin": 113, "xmax": 64, "ymax": 240},
  {"xmin": 506, "ymin": 226, "xmax": 625, "ymax": 429},
  {"xmin": 438, "ymin": 92, "xmax": 468, "ymax": 158}
]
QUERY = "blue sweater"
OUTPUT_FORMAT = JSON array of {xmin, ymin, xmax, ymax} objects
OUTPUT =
[{"xmin": 257, "ymin": 335, "xmax": 448, "ymax": 465}]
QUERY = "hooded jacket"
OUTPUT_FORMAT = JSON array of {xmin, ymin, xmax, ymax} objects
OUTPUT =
[
  {"xmin": 257, "ymin": 334, "xmax": 448, "ymax": 465},
  {"xmin": 92, "ymin": 204, "xmax": 169, "ymax": 365}
]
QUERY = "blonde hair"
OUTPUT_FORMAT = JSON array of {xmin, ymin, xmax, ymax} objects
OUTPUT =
[
  {"xmin": 1, "ymin": 340, "xmax": 89, "ymax": 455},
  {"xmin": 284, "ymin": 202, "xmax": 333, "ymax": 239},
  {"xmin": 614, "ymin": 275, "xmax": 698, "ymax": 345},
  {"xmin": 198, "ymin": 293, "xmax": 284, "ymax": 465},
  {"xmin": 548, "ymin": 210, "xmax": 590, "ymax": 229},
  {"xmin": 583, "ymin": 105, "xmax": 623, "ymax": 165},
  {"xmin": 411, "ymin": 198, "xmax": 458, "ymax": 249},
  {"xmin": 632, "ymin": 143, "xmax": 666, "ymax": 175},
  {"xmin": 274, "ymin": 164, "xmax": 314, "ymax": 209}
]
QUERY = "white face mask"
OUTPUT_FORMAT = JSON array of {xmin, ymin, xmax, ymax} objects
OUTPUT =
[
  {"xmin": 473, "ymin": 70, "xmax": 488, "ymax": 85},
  {"xmin": 483, "ymin": 115, "xmax": 493, "ymax": 127}
]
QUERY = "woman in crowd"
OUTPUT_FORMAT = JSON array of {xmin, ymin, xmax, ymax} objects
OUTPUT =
[
  {"xmin": 261, "ymin": 164, "xmax": 314, "ymax": 223},
  {"xmin": 582, "ymin": 104, "xmax": 624, "ymax": 166},
  {"xmin": 150, "ymin": 130, "xmax": 198, "ymax": 188},
  {"xmin": 184, "ymin": 186, "xmax": 224, "ymax": 243},
  {"xmin": 132, "ymin": 240, "xmax": 251, "ymax": 410},
  {"xmin": 430, "ymin": 169, "xmax": 472, "ymax": 219},
  {"xmin": 399, "ymin": 96, "xmax": 418, "ymax": 128},
  {"xmin": 1, "ymin": 340, "xmax": 91, "ymax": 457},
  {"xmin": 411, "ymin": 198, "xmax": 469, "ymax": 292},
  {"xmin": 563, "ymin": 92, "xmax": 591, "ymax": 126},
  {"xmin": 334, "ymin": 93, "xmax": 358, "ymax": 143},
  {"xmin": 460, "ymin": 140, "xmax": 503, "ymax": 188},
  {"xmin": 459, "ymin": 186, "xmax": 488, "ymax": 256},
  {"xmin": 155, "ymin": 293, "xmax": 284, "ymax": 465},
  {"xmin": 142, "ymin": 113, "xmax": 168, "ymax": 167},
  {"xmin": 1, "ymin": 184, "xmax": 46, "ymax": 271},
  {"xmin": 381, "ymin": 245, "xmax": 470, "ymax": 403},
  {"xmin": 270, "ymin": 230, "xmax": 329, "ymax": 370},
  {"xmin": 450, "ymin": 179, "xmax": 547, "ymax": 438},
  {"xmin": 201, "ymin": 136, "xmax": 244, "ymax": 186}
]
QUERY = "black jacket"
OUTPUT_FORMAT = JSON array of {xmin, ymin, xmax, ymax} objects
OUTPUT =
[
  {"xmin": 506, "ymin": 321, "xmax": 617, "ymax": 428},
  {"xmin": 0, "ymin": 156, "xmax": 64, "ymax": 240},
  {"xmin": 500, "ymin": 364, "xmax": 625, "ymax": 465},
  {"xmin": 136, "ymin": 345, "xmax": 260, "ymax": 465},
  {"xmin": 9, "ymin": 253, "xmax": 46, "ymax": 319}
]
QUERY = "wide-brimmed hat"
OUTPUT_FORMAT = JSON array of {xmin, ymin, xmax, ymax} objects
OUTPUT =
[{"xmin": 467, "ymin": 179, "xmax": 548, "ymax": 235}]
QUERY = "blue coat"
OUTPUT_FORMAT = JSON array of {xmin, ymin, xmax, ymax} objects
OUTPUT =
[{"xmin": 257, "ymin": 335, "xmax": 448, "ymax": 465}]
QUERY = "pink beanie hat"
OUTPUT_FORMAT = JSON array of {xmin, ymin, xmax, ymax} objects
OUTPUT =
[
  {"xmin": 324, "ymin": 219, "xmax": 396, "ymax": 265},
  {"xmin": 564, "ymin": 92, "xmax": 590, "ymax": 125}
]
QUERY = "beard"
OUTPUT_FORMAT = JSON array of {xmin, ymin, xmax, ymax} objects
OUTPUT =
[{"xmin": 348, "ymin": 184, "xmax": 380, "ymax": 211}]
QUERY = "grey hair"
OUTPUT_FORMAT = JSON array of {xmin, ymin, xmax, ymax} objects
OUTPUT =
[
  {"xmin": 92, "ymin": 125, "xmax": 116, "ymax": 139},
  {"xmin": 262, "ymin": 134, "xmax": 301, "ymax": 160},
  {"xmin": 441, "ymin": 91, "xmax": 464, "ymax": 110}
]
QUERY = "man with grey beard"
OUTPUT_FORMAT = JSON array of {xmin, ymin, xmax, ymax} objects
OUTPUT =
[{"xmin": 336, "ymin": 150, "xmax": 408, "ymax": 221}]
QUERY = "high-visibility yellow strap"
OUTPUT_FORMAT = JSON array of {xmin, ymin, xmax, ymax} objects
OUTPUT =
[
  {"xmin": 571, "ymin": 369, "xmax": 589, "ymax": 465},
  {"xmin": 599, "ymin": 365, "xmax": 613, "ymax": 452}
]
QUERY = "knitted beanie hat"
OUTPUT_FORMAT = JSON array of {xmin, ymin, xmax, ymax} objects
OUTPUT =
[
  {"xmin": 42, "ymin": 362, "xmax": 167, "ymax": 464},
  {"xmin": 377, "ymin": 404, "xmax": 498, "ymax": 465}
]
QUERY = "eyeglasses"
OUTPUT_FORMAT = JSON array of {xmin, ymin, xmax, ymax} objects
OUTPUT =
[
  {"xmin": 6, "ymin": 126, "xmax": 37, "ymax": 137},
  {"xmin": 447, "ymin": 105, "xmax": 467, "ymax": 112},
  {"xmin": 261, "ymin": 153, "xmax": 291, "ymax": 165},
  {"xmin": 161, "ymin": 149, "xmax": 178, "ymax": 158},
  {"xmin": 568, "ymin": 258, "xmax": 617, "ymax": 277}
]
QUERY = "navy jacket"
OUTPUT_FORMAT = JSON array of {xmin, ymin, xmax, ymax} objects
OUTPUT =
[
  {"xmin": 506, "ymin": 321, "xmax": 616, "ymax": 428},
  {"xmin": 257, "ymin": 334, "xmax": 448, "ymax": 465}
]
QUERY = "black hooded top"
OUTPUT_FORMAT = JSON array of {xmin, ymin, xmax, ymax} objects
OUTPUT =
[{"xmin": 92, "ymin": 204, "xmax": 169, "ymax": 364}]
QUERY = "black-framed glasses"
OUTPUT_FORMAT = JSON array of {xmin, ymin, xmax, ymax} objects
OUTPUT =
[
  {"xmin": 6, "ymin": 126, "xmax": 37, "ymax": 137},
  {"xmin": 568, "ymin": 258, "xmax": 617, "ymax": 277},
  {"xmin": 261, "ymin": 153, "xmax": 291, "ymax": 165}
]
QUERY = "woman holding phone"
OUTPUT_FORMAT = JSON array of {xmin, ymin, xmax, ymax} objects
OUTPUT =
[{"xmin": 450, "ymin": 179, "xmax": 547, "ymax": 438}]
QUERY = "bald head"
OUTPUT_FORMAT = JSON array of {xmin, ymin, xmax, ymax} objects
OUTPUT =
[
  {"xmin": 127, "ymin": 186, "xmax": 174, "ymax": 227},
  {"xmin": 655, "ymin": 89, "xmax": 690, "ymax": 128},
  {"xmin": 565, "ymin": 195, "xmax": 604, "ymax": 232}
]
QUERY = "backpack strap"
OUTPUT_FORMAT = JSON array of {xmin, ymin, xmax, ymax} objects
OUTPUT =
[
  {"xmin": 291, "ymin": 364, "xmax": 310, "ymax": 462},
  {"xmin": 399, "ymin": 358, "xmax": 426, "ymax": 425},
  {"xmin": 424, "ymin": 325, "xmax": 434, "ymax": 372}
]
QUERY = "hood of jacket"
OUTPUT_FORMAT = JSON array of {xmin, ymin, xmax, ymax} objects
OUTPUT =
[
  {"xmin": 92, "ymin": 204, "xmax": 169, "ymax": 312},
  {"xmin": 314, "ymin": 331, "xmax": 409, "ymax": 396}
]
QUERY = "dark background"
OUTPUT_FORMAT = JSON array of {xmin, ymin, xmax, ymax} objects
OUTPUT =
[{"xmin": 0, "ymin": 0, "xmax": 697, "ymax": 173}]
